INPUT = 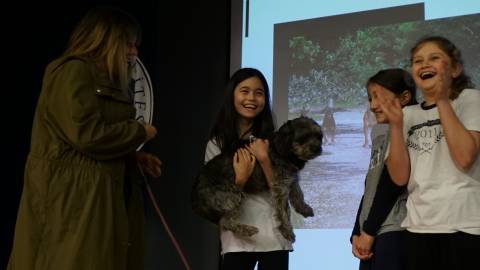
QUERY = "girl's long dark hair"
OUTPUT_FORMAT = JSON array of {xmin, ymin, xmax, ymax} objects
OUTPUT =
[
  {"xmin": 210, "ymin": 68, "xmax": 275, "ymax": 153},
  {"xmin": 410, "ymin": 36, "xmax": 474, "ymax": 100}
]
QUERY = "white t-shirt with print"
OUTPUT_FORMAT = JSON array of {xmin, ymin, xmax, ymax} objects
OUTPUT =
[
  {"xmin": 401, "ymin": 89, "xmax": 480, "ymax": 235},
  {"xmin": 204, "ymin": 140, "xmax": 292, "ymax": 254}
]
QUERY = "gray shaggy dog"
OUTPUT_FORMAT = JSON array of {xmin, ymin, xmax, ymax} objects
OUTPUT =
[{"xmin": 192, "ymin": 116, "xmax": 323, "ymax": 242}]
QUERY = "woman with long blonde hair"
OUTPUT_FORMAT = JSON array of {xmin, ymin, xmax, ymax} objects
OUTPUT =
[{"xmin": 8, "ymin": 6, "xmax": 158, "ymax": 270}]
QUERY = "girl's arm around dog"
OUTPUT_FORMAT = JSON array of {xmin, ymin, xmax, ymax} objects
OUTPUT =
[{"xmin": 246, "ymin": 139, "xmax": 274, "ymax": 188}]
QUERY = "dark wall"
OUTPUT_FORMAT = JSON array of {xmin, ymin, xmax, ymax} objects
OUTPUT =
[
  {"xmin": 143, "ymin": 1, "xmax": 229, "ymax": 269},
  {"xmin": 2, "ymin": 1, "xmax": 228, "ymax": 269}
]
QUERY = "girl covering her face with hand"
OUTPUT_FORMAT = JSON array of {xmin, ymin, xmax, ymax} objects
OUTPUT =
[{"xmin": 351, "ymin": 68, "xmax": 417, "ymax": 270}]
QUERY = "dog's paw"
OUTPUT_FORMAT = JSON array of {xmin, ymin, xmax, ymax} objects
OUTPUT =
[
  {"xmin": 297, "ymin": 204, "xmax": 314, "ymax": 217},
  {"xmin": 221, "ymin": 221, "xmax": 259, "ymax": 237},
  {"xmin": 280, "ymin": 227, "xmax": 296, "ymax": 242},
  {"xmin": 236, "ymin": 224, "xmax": 259, "ymax": 237}
]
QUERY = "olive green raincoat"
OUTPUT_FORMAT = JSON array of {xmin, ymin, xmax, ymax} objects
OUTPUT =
[{"xmin": 8, "ymin": 56, "xmax": 147, "ymax": 270}]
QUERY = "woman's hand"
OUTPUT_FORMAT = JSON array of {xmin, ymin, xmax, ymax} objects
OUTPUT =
[
  {"xmin": 233, "ymin": 148, "xmax": 256, "ymax": 188},
  {"xmin": 136, "ymin": 151, "xmax": 162, "ymax": 178},
  {"xmin": 143, "ymin": 123, "xmax": 157, "ymax": 142}
]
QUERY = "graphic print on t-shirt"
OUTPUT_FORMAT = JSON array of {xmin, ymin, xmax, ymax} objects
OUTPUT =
[
  {"xmin": 368, "ymin": 134, "xmax": 386, "ymax": 171},
  {"xmin": 406, "ymin": 119, "xmax": 443, "ymax": 155}
]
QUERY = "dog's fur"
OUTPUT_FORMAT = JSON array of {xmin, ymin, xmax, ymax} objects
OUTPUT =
[{"xmin": 192, "ymin": 116, "xmax": 323, "ymax": 242}]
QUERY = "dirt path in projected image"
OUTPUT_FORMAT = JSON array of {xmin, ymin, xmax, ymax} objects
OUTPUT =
[{"xmin": 293, "ymin": 108, "xmax": 372, "ymax": 229}]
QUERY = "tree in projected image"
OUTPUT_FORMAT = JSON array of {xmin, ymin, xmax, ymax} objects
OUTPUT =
[{"xmin": 288, "ymin": 14, "xmax": 480, "ymax": 116}]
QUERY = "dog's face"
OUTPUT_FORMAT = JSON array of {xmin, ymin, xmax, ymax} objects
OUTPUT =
[{"xmin": 274, "ymin": 116, "xmax": 323, "ymax": 161}]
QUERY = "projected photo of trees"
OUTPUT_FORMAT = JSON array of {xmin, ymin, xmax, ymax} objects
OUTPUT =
[{"xmin": 276, "ymin": 11, "xmax": 480, "ymax": 229}]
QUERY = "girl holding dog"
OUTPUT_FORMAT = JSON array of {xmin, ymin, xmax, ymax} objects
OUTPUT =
[
  {"xmin": 375, "ymin": 36, "xmax": 480, "ymax": 270},
  {"xmin": 203, "ymin": 68, "xmax": 291, "ymax": 270},
  {"xmin": 351, "ymin": 68, "xmax": 417, "ymax": 270}
]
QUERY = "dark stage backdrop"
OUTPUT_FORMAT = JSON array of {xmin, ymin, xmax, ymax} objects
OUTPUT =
[{"xmin": 2, "ymin": 1, "xmax": 229, "ymax": 269}]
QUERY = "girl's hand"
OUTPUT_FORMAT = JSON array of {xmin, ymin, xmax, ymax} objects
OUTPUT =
[
  {"xmin": 376, "ymin": 87, "xmax": 403, "ymax": 127},
  {"xmin": 432, "ymin": 64, "xmax": 451, "ymax": 103},
  {"xmin": 246, "ymin": 139, "xmax": 274, "ymax": 188},
  {"xmin": 351, "ymin": 235, "xmax": 373, "ymax": 261},
  {"xmin": 233, "ymin": 148, "xmax": 256, "ymax": 188},
  {"xmin": 246, "ymin": 139, "xmax": 270, "ymax": 164},
  {"xmin": 356, "ymin": 231, "xmax": 375, "ymax": 258}
]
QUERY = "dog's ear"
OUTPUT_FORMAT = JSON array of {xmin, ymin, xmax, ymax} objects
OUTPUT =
[{"xmin": 273, "ymin": 120, "xmax": 294, "ymax": 157}]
